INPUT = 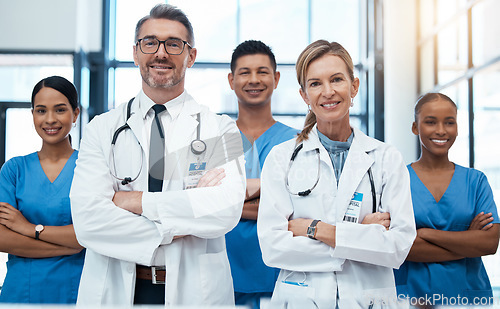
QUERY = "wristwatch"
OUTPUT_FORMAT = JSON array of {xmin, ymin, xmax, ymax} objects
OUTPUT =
[
  {"xmin": 306, "ymin": 219, "xmax": 321, "ymax": 240},
  {"xmin": 35, "ymin": 224, "xmax": 44, "ymax": 240}
]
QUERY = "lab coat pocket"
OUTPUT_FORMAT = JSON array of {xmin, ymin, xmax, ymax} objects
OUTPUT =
[
  {"xmin": 198, "ymin": 251, "xmax": 233, "ymax": 305},
  {"xmin": 271, "ymin": 273, "xmax": 316, "ymax": 309},
  {"xmin": 362, "ymin": 287, "xmax": 404, "ymax": 309}
]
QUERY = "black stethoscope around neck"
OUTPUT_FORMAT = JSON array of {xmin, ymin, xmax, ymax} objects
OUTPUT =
[
  {"xmin": 109, "ymin": 98, "xmax": 207, "ymax": 185},
  {"xmin": 285, "ymin": 143, "xmax": 378, "ymax": 213}
]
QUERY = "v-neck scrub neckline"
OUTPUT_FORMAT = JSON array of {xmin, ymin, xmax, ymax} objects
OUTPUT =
[
  {"xmin": 407, "ymin": 164, "xmax": 456, "ymax": 204},
  {"xmin": 35, "ymin": 150, "xmax": 78, "ymax": 185}
]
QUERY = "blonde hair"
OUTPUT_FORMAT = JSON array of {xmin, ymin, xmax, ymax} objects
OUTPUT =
[{"xmin": 296, "ymin": 40, "xmax": 355, "ymax": 143}]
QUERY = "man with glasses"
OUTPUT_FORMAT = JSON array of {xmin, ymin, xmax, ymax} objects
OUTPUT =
[{"xmin": 70, "ymin": 4, "xmax": 245, "ymax": 307}]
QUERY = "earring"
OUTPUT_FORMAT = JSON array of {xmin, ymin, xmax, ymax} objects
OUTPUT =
[
  {"xmin": 73, "ymin": 122, "xmax": 77, "ymax": 128},
  {"xmin": 350, "ymin": 98, "xmax": 354, "ymax": 107},
  {"xmin": 307, "ymin": 104, "xmax": 311, "ymax": 111}
]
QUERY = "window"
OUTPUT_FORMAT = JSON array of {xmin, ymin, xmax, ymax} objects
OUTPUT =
[{"xmin": 0, "ymin": 54, "xmax": 77, "ymax": 164}]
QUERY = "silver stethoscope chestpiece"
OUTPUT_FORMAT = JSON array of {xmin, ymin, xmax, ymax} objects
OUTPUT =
[{"xmin": 191, "ymin": 139, "xmax": 207, "ymax": 155}]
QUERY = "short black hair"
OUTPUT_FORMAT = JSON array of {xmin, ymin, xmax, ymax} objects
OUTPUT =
[
  {"xmin": 31, "ymin": 76, "xmax": 79, "ymax": 111},
  {"xmin": 230, "ymin": 40, "xmax": 277, "ymax": 73}
]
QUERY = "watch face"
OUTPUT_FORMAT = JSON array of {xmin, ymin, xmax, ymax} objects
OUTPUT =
[
  {"xmin": 307, "ymin": 226, "xmax": 315, "ymax": 236},
  {"xmin": 35, "ymin": 225, "xmax": 44, "ymax": 232}
]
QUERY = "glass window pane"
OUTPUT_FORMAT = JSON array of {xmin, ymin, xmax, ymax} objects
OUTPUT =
[
  {"xmin": 113, "ymin": 67, "xmax": 141, "ymax": 108},
  {"xmin": 311, "ymin": 0, "xmax": 359, "ymax": 62},
  {"xmin": 274, "ymin": 116, "xmax": 303, "ymax": 131},
  {"xmin": 473, "ymin": 62, "xmax": 500, "ymax": 197},
  {"xmin": 240, "ymin": 0, "xmax": 308, "ymax": 63},
  {"xmin": 472, "ymin": 0, "xmax": 500, "ymax": 67},
  {"xmin": 419, "ymin": 0, "xmax": 435, "ymax": 39},
  {"xmin": 437, "ymin": 15, "xmax": 468, "ymax": 85},
  {"xmin": 436, "ymin": 0, "xmax": 467, "ymax": 25},
  {"xmin": 186, "ymin": 67, "xmax": 234, "ymax": 113},
  {"xmin": 168, "ymin": 0, "xmax": 237, "ymax": 63},
  {"xmin": 420, "ymin": 39, "xmax": 435, "ymax": 92},
  {"xmin": 272, "ymin": 65, "xmax": 305, "ymax": 115},
  {"xmin": 0, "ymin": 54, "xmax": 73, "ymax": 102},
  {"xmin": 5, "ymin": 108, "xmax": 42, "ymax": 161},
  {"xmin": 115, "ymin": 0, "xmax": 162, "ymax": 61},
  {"xmin": 472, "ymin": 61, "xmax": 500, "ymax": 287},
  {"xmin": 440, "ymin": 80, "xmax": 469, "ymax": 166}
]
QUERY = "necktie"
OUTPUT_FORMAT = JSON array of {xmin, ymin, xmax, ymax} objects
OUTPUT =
[{"xmin": 149, "ymin": 104, "xmax": 167, "ymax": 192}]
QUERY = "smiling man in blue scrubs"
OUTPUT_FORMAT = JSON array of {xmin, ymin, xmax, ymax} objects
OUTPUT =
[{"xmin": 226, "ymin": 40, "xmax": 299, "ymax": 308}]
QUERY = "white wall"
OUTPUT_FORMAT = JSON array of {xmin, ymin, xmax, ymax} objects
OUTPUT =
[
  {"xmin": 0, "ymin": 0, "xmax": 101, "ymax": 52},
  {"xmin": 383, "ymin": 0, "xmax": 418, "ymax": 164}
]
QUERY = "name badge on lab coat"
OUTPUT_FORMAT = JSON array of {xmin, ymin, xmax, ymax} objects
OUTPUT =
[
  {"xmin": 184, "ymin": 162, "xmax": 206, "ymax": 189},
  {"xmin": 343, "ymin": 192, "xmax": 363, "ymax": 223}
]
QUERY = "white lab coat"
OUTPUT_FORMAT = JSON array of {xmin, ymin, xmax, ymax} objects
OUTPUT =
[
  {"xmin": 257, "ymin": 126, "xmax": 416, "ymax": 309},
  {"xmin": 70, "ymin": 92, "xmax": 246, "ymax": 306}
]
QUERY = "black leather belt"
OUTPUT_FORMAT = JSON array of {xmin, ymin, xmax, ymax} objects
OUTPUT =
[{"xmin": 136, "ymin": 265, "xmax": 166, "ymax": 284}]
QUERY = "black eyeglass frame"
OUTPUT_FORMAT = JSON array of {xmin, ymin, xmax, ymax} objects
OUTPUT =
[{"xmin": 136, "ymin": 38, "xmax": 192, "ymax": 55}]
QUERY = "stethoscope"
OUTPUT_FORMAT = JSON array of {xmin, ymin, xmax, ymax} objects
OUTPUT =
[
  {"xmin": 285, "ymin": 143, "xmax": 377, "ymax": 213},
  {"xmin": 109, "ymin": 98, "xmax": 207, "ymax": 185}
]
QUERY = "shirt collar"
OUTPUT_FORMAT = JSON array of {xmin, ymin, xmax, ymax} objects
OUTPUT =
[
  {"xmin": 138, "ymin": 90, "xmax": 187, "ymax": 119},
  {"xmin": 317, "ymin": 128, "xmax": 354, "ymax": 154}
]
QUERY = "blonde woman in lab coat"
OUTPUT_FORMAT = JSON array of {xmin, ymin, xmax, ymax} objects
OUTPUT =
[{"xmin": 257, "ymin": 40, "xmax": 416, "ymax": 308}]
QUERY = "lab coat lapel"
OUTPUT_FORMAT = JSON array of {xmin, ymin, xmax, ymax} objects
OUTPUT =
[
  {"xmin": 336, "ymin": 128, "xmax": 377, "ymax": 222},
  {"xmin": 163, "ymin": 99, "xmax": 200, "ymax": 184}
]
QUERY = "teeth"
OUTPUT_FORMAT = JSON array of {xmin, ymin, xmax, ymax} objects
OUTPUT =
[
  {"xmin": 323, "ymin": 102, "xmax": 339, "ymax": 107},
  {"xmin": 432, "ymin": 139, "xmax": 447, "ymax": 144},
  {"xmin": 45, "ymin": 129, "xmax": 59, "ymax": 134}
]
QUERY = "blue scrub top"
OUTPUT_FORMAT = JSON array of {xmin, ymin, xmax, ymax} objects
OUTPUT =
[
  {"xmin": 226, "ymin": 122, "xmax": 298, "ymax": 293},
  {"xmin": 394, "ymin": 164, "xmax": 499, "ymax": 304},
  {"xmin": 0, "ymin": 151, "xmax": 85, "ymax": 304}
]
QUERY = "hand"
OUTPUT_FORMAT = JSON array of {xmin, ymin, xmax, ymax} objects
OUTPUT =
[
  {"xmin": 361, "ymin": 212, "xmax": 391, "ymax": 230},
  {"xmin": 468, "ymin": 212, "xmax": 494, "ymax": 231},
  {"xmin": 196, "ymin": 168, "xmax": 225, "ymax": 188},
  {"xmin": 112, "ymin": 191, "xmax": 143, "ymax": 215},
  {"xmin": 288, "ymin": 218, "xmax": 314, "ymax": 237},
  {"xmin": 0, "ymin": 202, "xmax": 35, "ymax": 237}
]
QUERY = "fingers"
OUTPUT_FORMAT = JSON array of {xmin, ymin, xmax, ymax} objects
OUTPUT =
[
  {"xmin": 378, "ymin": 212, "xmax": 390, "ymax": 220},
  {"xmin": 469, "ymin": 212, "xmax": 494, "ymax": 230},
  {"xmin": 196, "ymin": 168, "xmax": 225, "ymax": 188},
  {"xmin": 473, "ymin": 212, "xmax": 492, "ymax": 222},
  {"xmin": 482, "ymin": 223, "xmax": 494, "ymax": 231},
  {"xmin": 382, "ymin": 219, "xmax": 391, "ymax": 230}
]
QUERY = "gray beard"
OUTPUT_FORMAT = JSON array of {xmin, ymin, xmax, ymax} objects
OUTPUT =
[{"xmin": 143, "ymin": 74, "xmax": 183, "ymax": 89}]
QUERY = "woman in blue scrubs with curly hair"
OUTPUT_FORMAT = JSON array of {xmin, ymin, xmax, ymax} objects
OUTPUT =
[
  {"xmin": 0, "ymin": 76, "xmax": 84, "ymax": 304},
  {"xmin": 394, "ymin": 93, "xmax": 500, "ymax": 307}
]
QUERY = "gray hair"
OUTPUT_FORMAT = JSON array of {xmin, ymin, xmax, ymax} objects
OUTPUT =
[{"xmin": 135, "ymin": 4, "xmax": 195, "ymax": 46}]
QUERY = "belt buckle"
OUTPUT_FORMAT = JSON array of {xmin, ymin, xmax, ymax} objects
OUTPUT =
[{"xmin": 151, "ymin": 266, "xmax": 166, "ymax": 285}]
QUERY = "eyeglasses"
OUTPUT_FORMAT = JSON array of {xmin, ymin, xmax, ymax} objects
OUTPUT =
[{"xmin": 136, "ymin": 38, "xmax": 192, "ymax": 55}]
